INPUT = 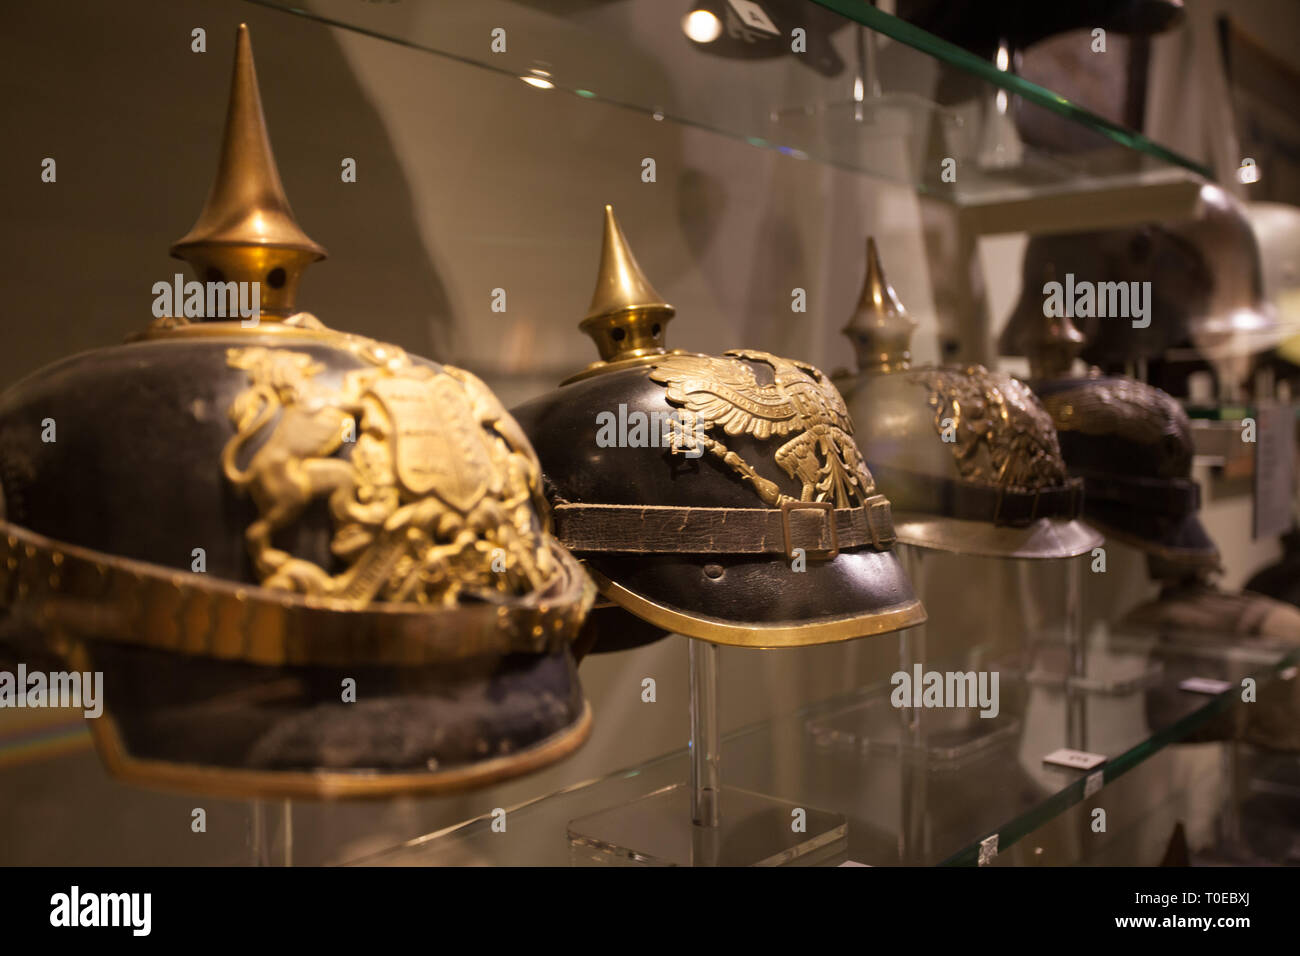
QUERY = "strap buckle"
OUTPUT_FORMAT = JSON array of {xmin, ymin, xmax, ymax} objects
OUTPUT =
[
  {"xmin": 780, "ymin": 500, "xmax": 839, "ymax": 561},
  {"xmin": 867, "ymin": 497, "xmax": 895, "ymax": 549}
]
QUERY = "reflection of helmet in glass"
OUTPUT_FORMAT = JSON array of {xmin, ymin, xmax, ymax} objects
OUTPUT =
[
  {"xmin": 835, "ymin": 239, "xmax": 1099, "ymax": 560},
  {"xmin": 896, "ymin": 0, "xmax": 1184, "ymax": 63},
  {"xmin": 1002, "ymin": 184, "xmax": 1277, "ymax": 393},
  {"xmin": 1128, "ymin": 585, "xmax": 1300, "ymax": 752},
  {"xmin": 1012, "ymin": 281, "xmax": 1220, "ymax": 574},
  {"xmin": 512, "ymin": 207, "xmax": 925, "ymax": 649},
  {"xmin": 0, "ymin": 26, "xmax": 594, "ymax": 799}
]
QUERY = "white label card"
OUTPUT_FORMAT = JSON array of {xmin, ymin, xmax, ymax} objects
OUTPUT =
[
  {"xmin": 1085, "ymin": 770, "xmax": 1104, "ymax": 797},
  {"xmin": 1179, "ymin": 677, "xmax": 1233, "ymax": 695},
  {"xmin": 1253, "ymin": 404, "xmax": 1296, "ymax": 540},
  {"xmin": 1042, "ymin": 747, "xmax": 1107, "ymax": 770},
  {"xmin": 978, "ymin": 834, "xmax": 998, "ymax": 866},
  {"xmin": 726, "ymin": 0, "xmax": 780, "ymax": 36}
]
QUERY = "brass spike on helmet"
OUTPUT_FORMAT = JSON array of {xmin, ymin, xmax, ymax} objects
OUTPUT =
[
  {"xmin": 578, "ymin": 204, "xmax": 675, "ymax": 365},
  {"xmin": 1023, "ymin": 264, "xmax": 1086, "ymax": 382},
  {"xmin": 844, "ymin": 237, "xmax": 918, "ymax": 374},
  {"xmin": 170, "ymin": 23, "xmax": 326, "ymax": 319}
]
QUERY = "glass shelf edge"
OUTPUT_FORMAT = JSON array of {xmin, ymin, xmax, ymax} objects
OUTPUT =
[{"xmin": 809, "ymin": 0, "xmax": 1213, "ymax": 180}]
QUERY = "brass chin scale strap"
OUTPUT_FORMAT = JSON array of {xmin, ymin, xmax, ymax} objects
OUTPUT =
[{"xmin": 0, "ymin": 522, "xmax": 592, "ymax": 667}]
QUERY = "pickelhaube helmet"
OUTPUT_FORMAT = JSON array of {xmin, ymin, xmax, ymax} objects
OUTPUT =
[
  {"xmin": 510, "ymin": 207, "xmax": 925, "ymax": 648},
  {"xmin": 0, "ymin": 26, "xmax": 594, "ymax": 798},
  {"xmin": 1001, "ymin": 184, "xmax": 1278, "ymax": 394},
  {"xmin": 1012, "ymin": 293, "xmax": 1220, "ymax": 573},
  {"xmin": 835, "ymin": 239, "xmax": 1100, "ymax": 559}
]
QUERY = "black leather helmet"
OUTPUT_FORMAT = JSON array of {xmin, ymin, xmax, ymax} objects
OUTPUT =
[
  {"xmin": 511, "ymin": 207, "xmax": 925, "ymax": 649},
  {"xmin": 1011, "ymin": 294, "xmax": 1220, "ymax": 573}
]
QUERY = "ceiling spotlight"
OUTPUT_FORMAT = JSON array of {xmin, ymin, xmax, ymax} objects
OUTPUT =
[{"xmin": 683, "ymin": 9, "xmax": 723, "ymax": 44}]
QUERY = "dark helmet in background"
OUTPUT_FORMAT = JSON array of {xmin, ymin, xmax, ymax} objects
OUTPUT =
[{"xmin": 1010, "ymin": 290, "xmax": 1219, "ymax": 573}]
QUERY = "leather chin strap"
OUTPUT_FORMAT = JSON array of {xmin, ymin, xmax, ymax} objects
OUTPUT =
[
  {"xmin": 867, "ymin": 464, "xmax": 1084, "ymax": 528},
  {"xmin": 1069, "ymin": 468, "xmax": 1200, "ymax": 517},
  {"xmin": 550, "ymin": 495, "xmax": 896, "ymax": 559}
]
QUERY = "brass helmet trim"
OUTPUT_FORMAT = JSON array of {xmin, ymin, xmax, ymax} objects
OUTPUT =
[
  {"xmin": 0, "ymin": 520, "xmax": 593, "ymax": 667},
  {"xmin": 587, "ymin": 567, "xmax": 925, "ymax": 649},
  {"xmin": 82, "ymin": 690, "xmax": 592, "ymax": 802}
]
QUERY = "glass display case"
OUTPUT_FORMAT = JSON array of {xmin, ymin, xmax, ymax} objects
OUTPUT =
[{"xmin": 2, "ymin": 0, "xmax": 1298, "ymax": 870}]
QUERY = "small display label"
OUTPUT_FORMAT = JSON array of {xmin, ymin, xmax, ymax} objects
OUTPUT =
[
  {"xmin": 1179, "ymin": 677, "xmax": 1233, "ymax": 695},
  {"xmin": 1253, "ymin": 404, "xmax": 1296, "ymax": 540},
  {"xmin": 1085, "ymin": 770, "xmax": 1105, "ymax": 797},
  {"xmin": 978, "ymin": 834, "xmax": 999, "ymax": 866},
  {"xmin": 1042, "ymin": 747, "xmax": 1107, "ymax": 770}
]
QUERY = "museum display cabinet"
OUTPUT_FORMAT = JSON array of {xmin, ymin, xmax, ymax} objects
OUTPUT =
[{"xmin": 2, "ymin": 0, "xmax": 1298, "ymax": 868}]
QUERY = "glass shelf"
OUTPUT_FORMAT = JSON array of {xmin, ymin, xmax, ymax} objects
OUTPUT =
[
  {"xmin": 247, "ymin": 0, "xmax": 1208, "ymax": 232},
  {"xmin": 349, "ymin": 624, "xmax": 1299, "ymax": 867}
]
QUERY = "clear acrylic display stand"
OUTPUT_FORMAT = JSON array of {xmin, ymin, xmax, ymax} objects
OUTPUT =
[
  {"xmin": 249, "ymin": 799, "xmax": 293, "ymax": 867},
  {"xmin": 1023, "ymin": 553, "xmax": 1166, "ymax": 695},
  {"xmin": 567, "ymin": 639, "xmax": 848, "ymax": 866},
  {"xmin": 805, "ymin": 545, "xmax": 1025, "ymax": 765}
]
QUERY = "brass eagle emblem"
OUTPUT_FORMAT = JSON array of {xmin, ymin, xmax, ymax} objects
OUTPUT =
[
  {"xmin": 220, "ymin": 337, "xmax": 555, "ymax": 606},
  {"xmin": 648, "ymin": 349, "xmax": 873, "ymax": 508},
  {"xmin": 908, "ymin": 365, "xmax": 1070, "ymax": 490}
]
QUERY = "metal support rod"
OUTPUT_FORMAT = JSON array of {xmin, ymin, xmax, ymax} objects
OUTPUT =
[
  {"xmin": 250, "ymin": 799, "xmax": 293, "ymax": 866},
  {"xmin": 1065, "ymin": 555, "xmax": 1087, "ymax": 751},
  {"xmin": 896, "ymin": 545, "xmax": 927, "ymax": 861},
  {"xmin": 688, "ymin": 638, "xmax": 721, "ymax": 828}
]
